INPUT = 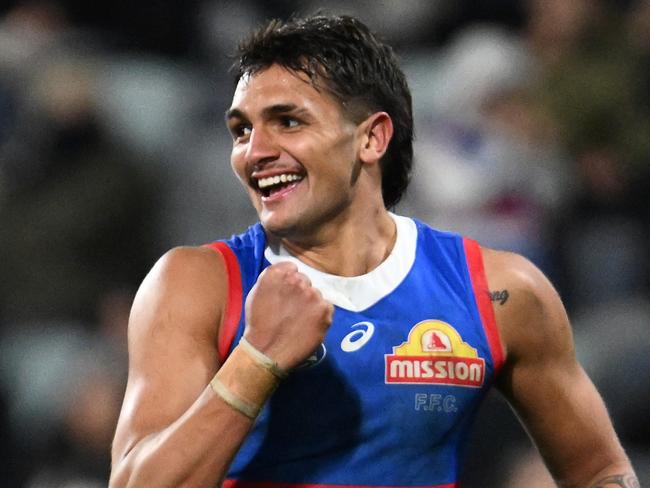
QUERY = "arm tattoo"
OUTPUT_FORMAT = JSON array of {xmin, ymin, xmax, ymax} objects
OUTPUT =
[
  {"xmin": 591, "ymin": 474, "xmax": 640, "ymax": 488},
  {"xmin": 489, "ymin": 289, "xmax": 509, "ymax": 305}
]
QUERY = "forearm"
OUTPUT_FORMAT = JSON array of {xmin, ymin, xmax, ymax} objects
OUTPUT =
[
  {"xmin": 524, "ymin": 389, "xmax": 638, "ymax": 488},
  {"xmin": 112, "ymin": 339, "xmax": 287, "ymax": 487},
  {"xmin": 111, "ymin": 387, "xmax": 255, "ymax": 487}
]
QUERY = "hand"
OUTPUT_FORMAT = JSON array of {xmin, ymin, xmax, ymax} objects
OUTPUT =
[{"xmin": 243, "ymin": 262, "xmax": 333, "ymax": 370}]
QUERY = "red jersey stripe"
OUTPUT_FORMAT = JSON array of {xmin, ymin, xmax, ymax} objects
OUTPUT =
[
  {"xmin": 463, "ymin": 237, "xmax": 505, "ymax": 374},
  {"xmin": 205, "ymin": 242, "xmax": 243, "ymax": 361}
]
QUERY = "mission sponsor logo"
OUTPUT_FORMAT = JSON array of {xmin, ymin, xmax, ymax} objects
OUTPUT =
[{"xmin": 385, "ymin": 320, "xmax": 485, "ymax": 387}]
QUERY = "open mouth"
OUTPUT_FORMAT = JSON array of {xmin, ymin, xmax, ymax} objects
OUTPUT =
[{"xmin": 254, "ymin": 172, "xmax": 305, "ymax": 198}]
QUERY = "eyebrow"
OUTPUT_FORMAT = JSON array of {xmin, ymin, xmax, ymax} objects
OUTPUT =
[{"xmin": 225, "ymin": 103, "xmax": 309, "ymax": 121}]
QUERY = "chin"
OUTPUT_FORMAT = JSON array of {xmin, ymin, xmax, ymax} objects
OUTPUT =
[
  {"xmin": 260, "ymin": 210, "xmax": 323, "ymax": 242},
  {"xmin": 259, "ymin": 214, "xmax": 298, "ymax": 238}
]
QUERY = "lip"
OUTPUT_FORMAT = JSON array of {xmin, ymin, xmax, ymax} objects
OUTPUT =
[
  {"xmin": 250, "ymin": 165, "xmax": 306, "ymax": 200},
  {"xmin": 250, "ymin": 167, "xmax": 304, "ymax": 182},
  {"xmin": 260, "ymin": 179, "xmax": 303, "ymax": 203}
]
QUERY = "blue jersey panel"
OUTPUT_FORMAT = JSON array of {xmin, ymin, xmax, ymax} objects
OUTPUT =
[{"xmin": 219, "ymin": 219, "xmax": 498, "ymax": 487}]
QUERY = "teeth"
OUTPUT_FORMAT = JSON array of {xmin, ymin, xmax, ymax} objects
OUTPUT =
[{"xmin": 257, "ymin": 173, "xmax": 303, "ymax": 189}]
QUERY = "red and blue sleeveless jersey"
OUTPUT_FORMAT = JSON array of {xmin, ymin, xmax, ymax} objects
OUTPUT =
[{"xmin": 206, "ymin": 215, "xmax": 504, "ymax": 488}]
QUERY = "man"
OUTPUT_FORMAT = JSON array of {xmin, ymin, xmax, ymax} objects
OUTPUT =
[{"xmin": 110, "ymin": 15, "xmax": 638, "ymax": 488}]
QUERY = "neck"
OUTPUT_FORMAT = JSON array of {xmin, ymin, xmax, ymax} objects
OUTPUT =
[{"xmin": 270, "ymin": 206, "xmax": 397, "ymax": 277}]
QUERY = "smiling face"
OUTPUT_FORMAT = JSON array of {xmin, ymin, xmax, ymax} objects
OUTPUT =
[{"xmin": 227, "ymin": 64, "xmax": 364, "ymax": 241}]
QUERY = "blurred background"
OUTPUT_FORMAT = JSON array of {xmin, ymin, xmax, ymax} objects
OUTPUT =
[{"xmin": 0, "ymin": 0, "xmax": 648, "ymax": 486}]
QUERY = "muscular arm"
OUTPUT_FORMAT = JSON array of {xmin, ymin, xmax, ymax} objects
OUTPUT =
[
  {"xmin": 482, "ymin": 249, "xmax": 638, "ymax": 488},
  {"xmin": 110, "ymin": 247, "xmax": 254, "ymax": 487},
  {"xmin": 110, "ymin": 247, "xmax": 333, "ymax": 487}
]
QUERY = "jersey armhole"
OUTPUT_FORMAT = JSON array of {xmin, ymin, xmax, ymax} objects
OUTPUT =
[
  {"xmin": 204, "ymin": 242, "xmax": 243, "ymax": 361},
  {"xmin": 463, "ymin": 237, "xmax": 505, "ymax": 374}
]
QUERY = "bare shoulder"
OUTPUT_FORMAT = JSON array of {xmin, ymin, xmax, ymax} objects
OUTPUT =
[
  {"xmin": 129, "ymin": 245, "xmax": 228, "ymax": 347},
  {"xmin": 479, "ymin": 247, "xmax": 574, "ymax": 367}
]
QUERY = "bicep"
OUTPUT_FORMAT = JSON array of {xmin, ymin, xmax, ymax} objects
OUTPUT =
[
  {"xmin": 111, "ymin": 247, "xmax": 226, "ymax": 462},
  {"xmin": 485, "ymin": 250, "xmax": 626, "ymax": 485}
]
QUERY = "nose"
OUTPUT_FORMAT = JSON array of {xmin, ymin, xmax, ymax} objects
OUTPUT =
[{"xmin": 245, "ymin": 125, "xmax": 280, "ymax": 169}]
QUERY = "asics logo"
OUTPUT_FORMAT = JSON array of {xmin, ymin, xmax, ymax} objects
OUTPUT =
[{"xmin": 341, "ymin": 321, "xmax": 375, "ymax": 352}]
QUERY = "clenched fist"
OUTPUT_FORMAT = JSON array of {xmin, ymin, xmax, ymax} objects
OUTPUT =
[{"xmin": 243, "ymin": 262, "xmax": 333, "ymax": 370}]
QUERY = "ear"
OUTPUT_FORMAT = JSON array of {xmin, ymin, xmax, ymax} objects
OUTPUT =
[{"xmin": 358, "ymin": 112, "xmax": 394, "ymax": 165}]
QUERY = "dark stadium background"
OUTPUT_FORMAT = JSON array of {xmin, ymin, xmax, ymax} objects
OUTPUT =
[{"xmin": 1, "ymin": 1, "xmax": 648, "ymax": 486}]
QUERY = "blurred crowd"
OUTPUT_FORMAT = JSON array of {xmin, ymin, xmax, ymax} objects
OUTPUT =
[{"xmin": 0, "ymin": 0, "xmax": 648, "ymax": 486}]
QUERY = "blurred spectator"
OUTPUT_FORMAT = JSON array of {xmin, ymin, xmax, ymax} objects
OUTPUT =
[
  {"xmin": 527, "ymin": 0, "xmax": 650, "ymax": 309},
  {"xmin": 0, "ymin": 290, "xmax": 129, "ymax": 487},
  {"xmin": 0, "ymin": 1, "xmax": 67, "ymax": 165},
  {"xmin": 0, "ymin": 51, "xmax": 158, "ymax": 325},
  {"xmin": 93, "ymin": 54, "xmax": 258, "ymax": 246},
  {"xmin": 403, "ymin": 24, "xmax": 572, "ymax": 275},
  {"xmin": 0, "ymin": 1, "xmax": 67, "ymax": 74}
]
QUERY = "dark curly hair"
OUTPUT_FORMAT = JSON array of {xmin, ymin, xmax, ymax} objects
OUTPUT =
[{"xmin": 233, "ymin": 15, "xmax": 413, "ymax": 208}]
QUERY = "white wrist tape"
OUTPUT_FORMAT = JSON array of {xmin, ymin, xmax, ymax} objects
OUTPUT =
[
  {"xmin": 238, "ymin": 336, "xmax": 289, "ymax": 379},
  {"xmin": 209, "ymin": 337, "xmax": 288, "ymax": 420},
  {"xmin": 210, "ymin": 377, "xmax": 259, "ymax": 419}
]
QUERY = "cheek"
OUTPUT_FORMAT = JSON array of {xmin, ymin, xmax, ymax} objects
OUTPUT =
[
  {"xmin": 304, "ymin": 133, "xmax": 356, "ymax": 168},
  {"xmin": 230, "ymin": 149, "xmax": 247, "ymax": 183},
  {"xmin": 319, "ymin": 140, "xmax": 358, "ymax": 184}
]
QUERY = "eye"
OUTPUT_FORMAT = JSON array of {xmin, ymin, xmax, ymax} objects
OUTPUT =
[
  {"xmin": 231, "ymin": 124, "xmax": 251, "ymax": 140},
  {"xmin": 280, "ymin": 116, "xmax": 300, "ymax": 129}
]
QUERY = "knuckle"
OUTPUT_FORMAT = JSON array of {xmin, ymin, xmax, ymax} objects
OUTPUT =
[
  {"xmin": 284, "ymin": 273, "xmax": 300, "ymax": 286},
  {"xmin": 266, "ymin": 262, "xmax": 295, "ymax": 279},
  {"xmin": 297, "ymin": 271, "xmax": 312, "ymax": 287},
  {"xmin": 306, "ymin": 287, "xmax": 322, "ymax": 302},
  {"xmin": 325, "ymin": 305, "xmax": 334, "ymax": 319},
  {"xmin": 277, "ymin": 261, "xmax": 298, "ymax": 273}
]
